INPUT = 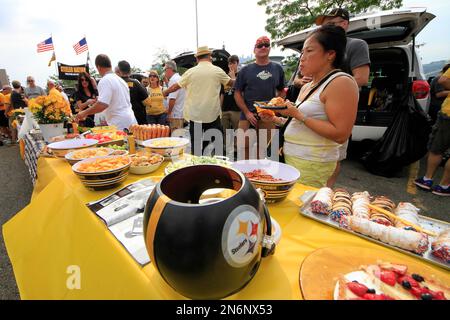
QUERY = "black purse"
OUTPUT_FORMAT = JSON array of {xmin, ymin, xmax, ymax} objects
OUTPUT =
[{"xmin": 269, "ymin": 70, "xmax": 341, "ymax": 163}]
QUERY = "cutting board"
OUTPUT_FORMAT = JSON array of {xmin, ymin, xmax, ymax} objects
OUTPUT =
[{"xmin": 299, "ymin": 246, "xmax": 450, "ymax": 300}]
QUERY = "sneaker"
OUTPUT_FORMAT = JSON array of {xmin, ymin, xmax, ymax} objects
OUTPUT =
[
  {"xmin": 414, "ymin": 177, "xmax": 433, "ymax": 191},
  {"xmin": 432, "ymin": 185, "xmax": 450, "ymax": 197}
]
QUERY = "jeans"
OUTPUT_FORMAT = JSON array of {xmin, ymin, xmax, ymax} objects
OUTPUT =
[
  {"xmin": 189, "ymin": 117, "xmax": 223, "ymax": 156},
  {"xmin": 147, "ymin": 113, "xmax": 168, "ymax": 125}
]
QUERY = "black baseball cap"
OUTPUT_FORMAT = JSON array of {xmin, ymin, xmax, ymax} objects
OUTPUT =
[{"xmin": 315, "ymin": 8, "xmax": 350, "ymax": 26}]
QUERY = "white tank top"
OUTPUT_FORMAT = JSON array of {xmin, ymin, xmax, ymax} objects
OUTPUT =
[{"xmin": 283, "ymin": 72, "xmax": 354, "ymax": 162}]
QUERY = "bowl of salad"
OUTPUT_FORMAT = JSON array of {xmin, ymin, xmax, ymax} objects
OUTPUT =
[{"xmin": 164, "ymin": 155, "xmax": 231, "ymax": 175}]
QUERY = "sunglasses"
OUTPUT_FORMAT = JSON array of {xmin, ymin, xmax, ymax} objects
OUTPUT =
[
  {"xmin": 80, "ymin": 78, "xmax": 88, "ymax": 82},
  {"xmin": 256, "ymin": 43, "xmax": 270, "ymax": 49},
  {"xmin": 149, "ymin": 75, "xmax": 159, "ymax": 78},
  {"xmin": 27, "ymin": 80, "xmax": 34, "ymax": 82}
]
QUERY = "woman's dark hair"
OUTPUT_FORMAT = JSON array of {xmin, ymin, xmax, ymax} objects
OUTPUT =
[
  {"xmin": 77, "ymin": 71, "xmax": 96, "ymax": 94},
  {"xmin": 308, "ymin": 24, "xmax": 347, "ymax": 69}
]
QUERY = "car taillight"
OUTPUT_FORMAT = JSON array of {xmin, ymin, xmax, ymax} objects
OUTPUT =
[{"xmin": 412, "ymin": 80, "xmax": 430, "ymax": 100}]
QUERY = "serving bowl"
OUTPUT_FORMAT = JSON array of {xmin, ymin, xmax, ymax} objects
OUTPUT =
[
  {"xmin": 47, "ymin": 139, "xmax": 99, "ymax": 158},
  {"xmin": 232, "ymin": 159, "xmax": 300, "ymax": 203},
  {"xmin": 72, "ymin": 155, "xmax": 131, "ymax": 189},
  {"xmin": 142, "ymin": 137, "xmax": 189, "ymax": 159},
  {"xmin": 129, "ymin": 151, "xmax": 164, "ymax": 175},
  {"xmin": 65, "ymin": 147, "xmax": 114, "ymax": 165}
]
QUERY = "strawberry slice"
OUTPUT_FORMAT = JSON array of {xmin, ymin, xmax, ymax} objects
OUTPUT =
[
  {"xmin": 397, "ymin": 276, "xmax": 419, "ymax": 288},
  {"xmin": 363, "ymin": 293, "xmax": 387, "ymax": 300},
  {"xmin": 379, "ymin": 262, "xmax": 408, "ymax": 275},
  {"xmin": 380, "ymin": 270, "xmax": 397, "ymax": 286},
  {"xmin": 432, "ymin": 291, "xmax": 447, "ymax": 300},
  {"xmin": 410, "ymin": 287, "xmax": 422, "ymax": 299},
  {"xmin": 347, "ymin": 282, "xmax": 369, "ymax": 297}
]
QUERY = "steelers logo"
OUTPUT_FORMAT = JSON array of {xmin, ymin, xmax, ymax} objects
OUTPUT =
[{"xmin": 222, "ymin": 205, "xmax": 263, "ymax": 268}]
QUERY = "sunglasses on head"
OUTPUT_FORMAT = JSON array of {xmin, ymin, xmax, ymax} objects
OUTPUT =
[{"xmin": 256, "ymin": 43, "xmax": 270, "ymax": 49}]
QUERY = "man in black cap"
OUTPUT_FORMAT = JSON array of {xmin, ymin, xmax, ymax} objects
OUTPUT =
[
  {"xmin": 315, "ymin": 8, "xmax": 371, "ymax": 187},
  {"xmin": 117, "ymin": 60, "xmax": 150, "ymax": 125},
  {"xmin": 315, "ymin": 8, "xmax": 370, "ymax": 87}
]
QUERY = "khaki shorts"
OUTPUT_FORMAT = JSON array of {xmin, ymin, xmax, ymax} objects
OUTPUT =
[{"xmin": 284, "ymin": 155, "xmax": 337, "ymax": 188}]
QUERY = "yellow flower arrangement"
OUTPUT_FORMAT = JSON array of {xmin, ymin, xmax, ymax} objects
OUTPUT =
[{"xmin": 29, "ymin": 92, "xmax": 72, "ymax": 124}]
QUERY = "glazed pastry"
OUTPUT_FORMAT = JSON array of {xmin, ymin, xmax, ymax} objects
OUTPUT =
[
  {"xmin": 330, "ymin": 188, "xmax": 352, "ymax": 221},
  {"xmin": 431, "ymin": 229, "xmax": 450, "ymax": 263},
  {"xmin": 370, "ymin": 196, "xmax": 396, "ymax": 226},
  {"xmin": 339, "ymin": 215, "xmax": 429, "ymax": 255},
  {"xmin": 311, "ymin": 187, "xmax": 334, "ymax": 215},
  {"xmin": 395, "ymin": 202, "xmax": 420, "ymax": 231},
  {"xmin": 351, "ymin": 191, "xmax": 371, "ymax": 220}
]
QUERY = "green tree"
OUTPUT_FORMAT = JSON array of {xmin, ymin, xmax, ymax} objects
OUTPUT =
[
  {"xmin": 257, "ymin": 0, "xmax": 403, "ymax": 40},
  {"xmin": 49, "ymin": 74, "xmax": 77, "ymax": 89}
]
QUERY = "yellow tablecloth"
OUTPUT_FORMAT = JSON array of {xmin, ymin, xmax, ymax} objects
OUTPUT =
[{"xmin": 3, "ymin": 157, "xmax": 448, "ymax": 299}]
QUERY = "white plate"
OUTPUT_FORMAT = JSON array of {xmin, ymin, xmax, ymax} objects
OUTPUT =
[
  {"xmin": 142, "ymin": 137, "xmax": 189, "ymax": 149},
  {"xmin": 48, "ymin": 138, "xmax": 98, "ymax": 150}
]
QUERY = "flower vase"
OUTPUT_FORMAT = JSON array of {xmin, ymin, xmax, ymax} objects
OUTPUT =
[{"xmin": 39, "ymin": 122, "xmax": 65, "ymax": 143}]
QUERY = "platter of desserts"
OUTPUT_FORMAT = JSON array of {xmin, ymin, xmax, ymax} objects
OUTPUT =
[
  {"xmin": 299, "ymin": 188, "xmax": 450, "ymax": 270},
  {"xmin": 299, "ymin": 246, "xmax": 450, "ymax": 300}
]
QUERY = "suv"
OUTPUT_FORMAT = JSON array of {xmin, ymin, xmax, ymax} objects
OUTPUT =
[
  {"xmin": 172, "ymin": 48, "xmax": 231, "ymax": 73},
  {"xmin": 277, "ymin": 8, "xmax": 435, "ymax": 142}
]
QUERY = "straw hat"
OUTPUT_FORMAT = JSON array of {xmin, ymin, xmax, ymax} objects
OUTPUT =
[{"xmin": 195, "ymin": 46, "xmax": 212, "ymax": 57}]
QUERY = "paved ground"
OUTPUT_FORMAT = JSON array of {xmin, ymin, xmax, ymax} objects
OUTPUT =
[
  {"xmin": 0, "ymin": 144, "xmax": 33, "ymax": 300},
  {"xmin": 0, "ymin": 143, "xmax": 447, "ymax": 300},
  {"xmin": 337, "ymin": 153, "xmax": 449, "ymax": 223}
]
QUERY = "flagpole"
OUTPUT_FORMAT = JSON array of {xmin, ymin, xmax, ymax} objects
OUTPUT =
[
  {"xmin": 195, "ymin": 0, "xmax": 199, "ymax": 48},
  {"xmin": 51, "ymin": 33, "xmax": 58, "ymax": 80}
]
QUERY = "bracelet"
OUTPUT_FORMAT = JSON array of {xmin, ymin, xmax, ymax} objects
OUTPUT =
[{"xmin": 299, "ymin": 114, "xmax": 308, "ymax": 124}]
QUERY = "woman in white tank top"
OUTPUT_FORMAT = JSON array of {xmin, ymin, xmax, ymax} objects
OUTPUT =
[{"xmin": 260, "ymin": 25, "xmax": 359, "ymax": 187}]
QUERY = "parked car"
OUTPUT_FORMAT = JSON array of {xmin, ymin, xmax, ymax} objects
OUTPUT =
[
  {"xmin": 277, "ymin": 8, "xmax": 435, "ymax": 142},
  {"xmin": 172, "ymin": 48, "xmax": 231, "ymax": 74}
]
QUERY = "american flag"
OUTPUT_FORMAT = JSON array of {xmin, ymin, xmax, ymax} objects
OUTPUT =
[
  {"xmin": 37, "ymin": 37, "xmax": 54, "ymax": 53},
  {"xmin": 73, "ymin": 37, "xmax": 88, "ymax": 55}
]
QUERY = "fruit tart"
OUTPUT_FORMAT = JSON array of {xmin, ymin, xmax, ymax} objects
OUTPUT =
[{"xmin": 335, "ymin": 261, "xmax": 449, "ymax": 300}]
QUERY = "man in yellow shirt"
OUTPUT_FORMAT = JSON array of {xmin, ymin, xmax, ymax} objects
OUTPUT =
[
  {"xmin": 163, "ymin": 46, "xmax": 234, "ymax": 156},
  {"xmin": 415, "ymin": 67, "xmax": 450, "ymax": 196},
  {"xmin": 47, "ymin": 80, "xmax": 62, "ymax": 97}
]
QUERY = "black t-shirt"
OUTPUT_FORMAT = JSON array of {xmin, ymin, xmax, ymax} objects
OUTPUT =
[
  {"xmin": 75, "ymin": 88, "xmax": 98, "ymax": 104},
  {"xmin": 10, "ymin": 91, "xmax": 27, "ymax": 109},
  {"xmin": 220, "ymin": 78, "xmax": 240, "ymax": 112},
  {"xmin": 122, "ymin": 77, "xmax": 148, "ymax": 125},
  {"xmin": 234, "ymin": 62, "xmax": 285, "ymax": 112}
]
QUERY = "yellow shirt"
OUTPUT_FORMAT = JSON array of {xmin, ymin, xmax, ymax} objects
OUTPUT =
[
  {"xmin": 178, "ymin": 61, "xmax": 231, "ymax": 123},
  {"xmin": 440, "ymin": 69, "xmax": 450, "ymax": 117},
  {"xmin": 146, "ymin": 86, "xmax": 166, "ymax": 115},
  {"xmin": 0, "ymin": 93, "xmax": 5, "ymax": 111},
  {"xmin": 49, "ymin": 88, "xmax": 62, "ymax": 97},
  {"xmin": 4, "ymin": 93, "xmax": 11, "ymax": 115}
]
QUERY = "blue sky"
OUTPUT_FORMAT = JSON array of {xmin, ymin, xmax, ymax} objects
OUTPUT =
[
  {"xmin": 404, "ymin": 0, "xmax": 450, "ymax": 63},
  {"xmin": 0, "ymin": 0, "xmax": 449, "ymax": 86}
]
